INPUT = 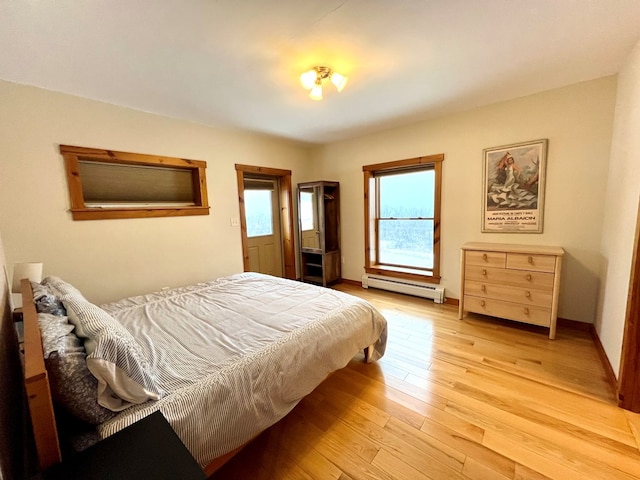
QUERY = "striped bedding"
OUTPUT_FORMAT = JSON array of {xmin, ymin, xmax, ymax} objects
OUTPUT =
[{"xmin": 96, "ymin": 272, "xmax": 387, "ymax": 466}]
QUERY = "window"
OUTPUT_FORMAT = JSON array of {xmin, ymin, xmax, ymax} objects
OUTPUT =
[
  {"xmin": 60, "ymin": 145, "xmax": 209, "ymax": 220},
  {"xmin": 243, "ymin": 178, "xmax": 275, "ymax": 237},
  {"xmin": 363, "ymin": 154, "xmax": 443, "ymax": 282}
]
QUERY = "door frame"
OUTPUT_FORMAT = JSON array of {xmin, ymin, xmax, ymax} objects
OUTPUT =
[
  {"xmin": 618, "ymin": 196, "xmax": 640, "ymax": 412},
  {"xmin": 235, "ymin": 164, "xmax": 296, "ymax": 280}
]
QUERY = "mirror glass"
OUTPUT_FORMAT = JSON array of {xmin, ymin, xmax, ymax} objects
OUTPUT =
[{"xmin": 299, "ymin": 186, "xmax": 321, "ymax": 250}]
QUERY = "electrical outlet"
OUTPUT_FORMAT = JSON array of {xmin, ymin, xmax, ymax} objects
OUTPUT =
[{"xmin": 230, "ymin": 217, "xmax": 240, "ymax": 227}]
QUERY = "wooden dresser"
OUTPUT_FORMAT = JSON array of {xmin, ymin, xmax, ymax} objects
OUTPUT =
[{"xmin": 459, "ymin": 242, "xmax": 564, "ymax": 339}]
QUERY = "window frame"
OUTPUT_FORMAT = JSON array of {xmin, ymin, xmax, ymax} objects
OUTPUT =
[
  {"xmin": 60, "ymin": 145, "xmax": 209, "ymax": 220},
  {"xmin": 363, "ymin": 154, "xmax": 444, "ymax": 283}
]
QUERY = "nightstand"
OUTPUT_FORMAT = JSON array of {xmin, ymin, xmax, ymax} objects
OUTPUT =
[
  {"xmin": 13, "ymin": 307, "xmax": 24, "ymax": 353},
  {"xmin": 43, "ymin": 411, "xmax": 206, "ymax": 480}
]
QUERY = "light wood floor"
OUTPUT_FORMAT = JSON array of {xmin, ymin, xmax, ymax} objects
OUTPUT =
[{"xmin": 211, "ymin": 284, "xmax": 640, "ymax": 480}]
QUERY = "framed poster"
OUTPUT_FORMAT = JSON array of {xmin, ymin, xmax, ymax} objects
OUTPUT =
[{"xmin": 482, "ymin": 139, "xmax": 548, "ymax": 233}]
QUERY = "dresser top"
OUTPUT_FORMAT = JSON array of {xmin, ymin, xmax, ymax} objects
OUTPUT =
[{"xmin": 461, "ymin": 242, "xmax": 564, "ymax": 256}]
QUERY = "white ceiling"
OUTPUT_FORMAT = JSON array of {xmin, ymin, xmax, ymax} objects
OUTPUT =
[{"xmin": 2, "ymin": 1, "xmax": 640, "ymax": 145}]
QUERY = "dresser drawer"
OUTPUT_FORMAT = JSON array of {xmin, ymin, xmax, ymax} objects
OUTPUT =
[
  {"xmin": 506, "ymin": 253, "xmax": 556, "ymax": 273},
  {"xmin": 464, "ymin": 265, "xmax": 555, "ymax": 291},
  {"xmin": 464, "ymin": 295, "xmax": 551, "ymax": 327},
  {"xmin": 464, "ymin": 280, "xmax": 553, "ymax": 308},
  {"xmin": 465, "ymin": 250, "xmax": 506, "ymax": 268}
]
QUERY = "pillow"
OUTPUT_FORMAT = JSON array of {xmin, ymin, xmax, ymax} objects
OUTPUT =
[
  {"xmin": 38, "ymin": 313, "xmax": 75, "ymax": 358},
  {"xmin": 32, "ymin": 282, "xmax": 67, "ymax": 316},
  {"xmin": 42, "ymin": 276, "xmax": 87, "ymax": 302},
  {"xmin": 62, "ymin": 297, "xmax": 161, "ymax": 411},
  {"xmin": 38, "ymin": 313, "xmax": 117, "ymax": 424},
  {"xmin": 32, "ymin": 282, "xmax": 52, "ymax": 301}
]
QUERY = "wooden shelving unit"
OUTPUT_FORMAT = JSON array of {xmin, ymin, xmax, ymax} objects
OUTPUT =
[{"xmin": 297, "ymin": 181, "xmax": 340, "ymax": 286}]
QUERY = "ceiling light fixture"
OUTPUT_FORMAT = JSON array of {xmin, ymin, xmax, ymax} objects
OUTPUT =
[{"xmin": 300, "ymin": 66, "xmax": 348, "ymax": 101}]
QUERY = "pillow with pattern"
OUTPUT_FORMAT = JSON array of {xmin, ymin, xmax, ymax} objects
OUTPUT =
[
  {"xmin": 38, "ymin": 313, "xmax": 117, "ymax": 424},
  {"xmin": 42, "ymin": 276, "xmax": 87, "ymax": 302},
  {"xmin": 32, "ymin": 282, "xmax": 66, "ymax": 316},
  {"xmin": 62, "ymin": 298, "xmax": 162, "ymax": 411}
]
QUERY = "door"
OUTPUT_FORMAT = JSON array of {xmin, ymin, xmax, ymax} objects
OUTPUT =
[
  {"xmin": 618, "ymin": 196, "xmax": 640, "ymax": 412},
  {"xmin": 235, "ymin": 164, "xmax": 296, "ymax": 280},
  {"xmin": 243, "ymin": 177, "xmax": 283, "ymax": 277}
]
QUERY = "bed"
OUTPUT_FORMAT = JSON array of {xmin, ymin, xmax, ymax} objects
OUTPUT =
[{"xmin": 21, "ymin": 272, "xmax": 387, "ymax": 476}]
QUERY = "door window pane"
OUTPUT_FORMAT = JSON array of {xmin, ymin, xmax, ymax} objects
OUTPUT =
[
  {"xmin": 378, "ymin": 219, "xmax": 434, "ymax": 269},
  {"xmin": 245, "ymin": 190, "xmax": 273, "ymax": 237}
]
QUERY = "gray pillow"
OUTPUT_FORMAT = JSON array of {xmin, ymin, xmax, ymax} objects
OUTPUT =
[
  {"xmin": 32, "ymin": 282, "xmax": 66, "ymax": 316},
  {"xmin": 38, "ymin": 313, "xmax": 117, "ymax": 425},
  {"xmin": 38, "ymin": 313, "xmax": 74, "ymax": 358}
]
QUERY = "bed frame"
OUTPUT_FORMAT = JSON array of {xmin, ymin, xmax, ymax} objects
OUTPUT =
[
  {"xmin": 20, "ymin": 280, "xmax": 242, "ymax": 476},
  {"xmin": 21, "ymin": 280, "xmax": 61, "ymax": 470},
  {"xmin": 22, "ymin": 279, "xmax": 376, "ymax": 475}
]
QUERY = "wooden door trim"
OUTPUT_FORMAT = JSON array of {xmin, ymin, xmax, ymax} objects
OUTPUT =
[
  {"xmin": 618, "ymin": 196, "xmax": 640, "ymax": 412},
  {"xmin": 235, "ymin": 165, "xmax": 296, "ymax": 280}
]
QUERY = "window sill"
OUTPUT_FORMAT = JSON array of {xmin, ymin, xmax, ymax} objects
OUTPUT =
[
  {"xmin": 70, "ymin": 206, "xmax": 210, "ymax": 221},
  {"xmin": 365, "ymin": 265, "xmax": 441, "ymax": 284}
]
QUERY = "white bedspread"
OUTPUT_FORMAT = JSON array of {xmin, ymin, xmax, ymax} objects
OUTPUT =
[{"xmin": 97, "ymin": 272, "xmax": 387, "ymax": 466}]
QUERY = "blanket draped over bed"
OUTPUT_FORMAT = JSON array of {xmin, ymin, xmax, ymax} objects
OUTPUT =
[{"xmin": 96, "ymin": 273, "xmax": 387, "ymax": 466}]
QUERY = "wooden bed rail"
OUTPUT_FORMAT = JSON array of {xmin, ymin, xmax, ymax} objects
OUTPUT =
[{"xmin": 21, "ymin": 279, "xmax": 62, "ymax": 470}]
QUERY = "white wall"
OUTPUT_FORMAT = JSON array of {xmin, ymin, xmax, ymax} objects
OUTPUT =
[
  {"xmin": 0, "ymin": 80, "xmax": 311, "ymax": 304},
  {"xmin": 597, "ymin": 39, "xmax": 640, "ymax": 375},
  {"xmin": 312, "ymin": 77, "xmax": 618, "ymax": 323}
]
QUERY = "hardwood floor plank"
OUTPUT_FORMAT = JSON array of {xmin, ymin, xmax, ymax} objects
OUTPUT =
[
  {"xmin": 380, "ymin": 416, "xmax": 466, "ymax": 472},
  {"xmin": 318, "ymin": 385, "xmax": 466, "ymax": 474},
  {"xmin": 448, "ymin": 379, "xmax": 638, "ymax": 452},
  {"xmin": 330, "ymin": 368, "xmax": 427, "ymax": 430},
  {"xmin": 371, "ymin": 448, "xmax": 450, "ymax": 480},
  {"xmin": 462, "ymin": 457, "xmax": 511, "ymax": 480},
  {"xmin": 419, "ymin": 402, "xmax": 485, "ymax": 444},
  {"xmin": 315, "ymin": 379, "xmax": 392, "ymax": 428},
  {"xmin": 483, "ymin": 429, "xmax": 638, "ymax": 480},
  {"xmin": 211, "ymin": 285, "xmax": 640, "ymax": 480},
  {"xmin": 514, "ymin": 463, "xmax": 553, "ymax": 480},
  {"xmin": 414, "ymin": 415, "xmax": 516, "ymax": 479},
  {"xmin": 446, "ymin": 400, "xmax": 640, "ymax": 478},
  {"xmin": 311, "ymin": 436, "xmax": 395, "ymax": 480},
  {"xmin": 340, "ymin": 363, "xmax": 449, "ymax": 416},
  {"xmin": 626, "ymin": 409, "xmax": 640, "ymax": 452}
]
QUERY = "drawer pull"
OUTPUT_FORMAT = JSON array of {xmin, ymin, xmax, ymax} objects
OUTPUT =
[
  {"xmin": 482, "ymin": 269, "xmax": 487, "ymax": 276},
  {"xmin": 480, "ymin": 300, "xmax": 486, "ymax": 307},
  {"xmin": 482, "ymin": 253, "xmax": 488, "ymax": 261},
  {"xmin": 524, "ymin": 307, "xmax": 530, "ymax": 315},
  {"xmin": 528, "ymin": 256, "xmax": 534, "ymax": 264},
  {"xmin": 526, "ymin": 274, "xmax": 532, "ymax": 281},
  {"xmin": 525, "ymin": 291, "xmax": 531, "ymax": 298},
  {"xmin": 481, "ymin": 285, "xmax": 487, "ymax": 292}
]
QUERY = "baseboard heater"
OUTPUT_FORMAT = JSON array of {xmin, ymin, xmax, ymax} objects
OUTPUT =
[{"xmin": 361, "ymin": 274, "xmax": 445, "ymax": 303}]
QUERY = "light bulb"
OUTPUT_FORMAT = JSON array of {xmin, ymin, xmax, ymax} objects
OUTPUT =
[
  {"xmin": 330, "ymin": 72, "xmax": 348, "ymax": 92},
  {"xmin": 300, "ymin": 70, "xmax": 317, "ymax": 90},
  {"xmin": 309, "ymin": 83, "xmax": 323, "ymax": 100}
]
